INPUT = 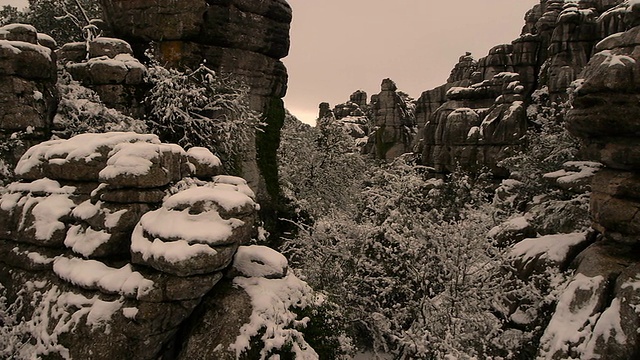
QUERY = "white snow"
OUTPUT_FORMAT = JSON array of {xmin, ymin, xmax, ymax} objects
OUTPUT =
[
  {"xmin": 510, "ymin": 232, "xmax": 587, "ymax": 264},
  {"xmin": 122, "ymin": 307, "xmax": 139, "ymax": 319},
  {"xmin": 230, "ymin": 273, "xmax": 320, "ymax": 359},
  {"xmin": 488, "ymin": 216, "xmax": 530, "ymax": 238},
  {"xmin": 467, "ymin": 126, "xmax": 480, "ymax": 139},
  {"xmin": 0, "ymin": 38, "xmax": 52, "ymax": 61},
  {"xmin": 138, "ymin": 206, "xmax": 240, "ymax": 245},
  {"xmin": 11, "ymin": 247, "xmax": 55, "ymax": 265},
  {"xmin": 7, "ymin": 178, "xmax": 76, "ymax": 194},
  {"xmin": 28, "ymin": 194, "xmax": 76, "ymax": 241},
  {"xmin": 598, "ymin": 49, "xmax": 636, "ymax": 67},
  {"xmin": 105, "ymin": 209, "xmax": 127, "ymax": 229},
  {"xmin": 12, "ymin": 285, "xmax": 124, "ymax": 359},
  {"xmin": 71, "ymin": 200, "xmax": 101, "ymax": 220},
  {"xmin": 15, "ymin": 132, "xmax": 160, "ymax": 176},
  {"xmin": 213, "ymin": 175, "xmax": 256, "ymax": 200},
  {"xmin": 187, "ymin": 147, "xmax": 222, "ymax": 167},
  {"xmin": 36, "ymin": 33, "xmax": 56, "ymax": 46},
  {"xmin": 53, "ymin": 257, "xmax": 154, "ymax": 299},
  {"xmin": 64, "ymin": 225, "xmax": 112, "ymax": 257},
  {"xmin": 131, "ymin": 223, "xmax": 218, "ymax": 263},
  {"xmin": 99, "ymin": 142, "xmax": 184, "ymax": 180},
  {"xmin": 621, "ymin": 274, "xmax": 640, "ymax": 291},
  {"xmin": 544, "ymin": 161, "xmax": 602, "ymax": 185},
  {"xmin": 0, "ymin": 192, "xmax": 24, "ymax": 211},
  {"xmin": 583, "ymin": 298, "xmax": 627, "ymax": 357},
  {"xmin": 164, "ymin": 185, "xmax": 256, "ymax": 212},
  {"xmin": 232, "ymin": 246, "xmax": 289, "ymax": 278},
  {"xmin": 538, "ymin": 274, "xmax": 605, "ymax": 359}
]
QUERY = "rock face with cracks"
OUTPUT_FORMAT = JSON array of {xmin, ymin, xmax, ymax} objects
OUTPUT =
[
  {"xmin": 0, "ymin": 132, "xmax": 296, "ymax": 360},
  {"xmin": 0, "ymin": 23, "xmax": 58, "ymax": 170},
  {"xmin": 98, "ymin": 0, "xmax": 292, "ymax": 204}
]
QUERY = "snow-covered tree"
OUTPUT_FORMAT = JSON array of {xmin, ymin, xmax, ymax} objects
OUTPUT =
[
  {"xmin": 145, "ymin": 64, "xmax": 262, "ymax": 175},
  {"xmin": 278, "ymin": 113, "xmax": 366, "ymax": 219}
]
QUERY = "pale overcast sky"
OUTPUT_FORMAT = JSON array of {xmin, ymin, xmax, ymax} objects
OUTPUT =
[
  {"xmin": 3, "ymin": 0, "xmax": 539, "ymax": 124},
  {"xmin": 284, "ymin": 0, "xmax": 539, "ymax": 124}
]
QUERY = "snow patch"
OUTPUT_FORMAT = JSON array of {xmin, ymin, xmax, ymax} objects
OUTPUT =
[
  {"xmin": 64, "ymin": 225, "xmax": 112, "ymax": 257},
  {"xmin": 53, "ymin": 257, "xmax": 154, "ymax": 298},
  {"xmin": 187, "ymin": 147, "xmax": 221, "ymax": 167},
  {"xmin": 230, "ymin": 273, "xmax": 320, "ymax": 359},
  {"xmin": 232, "ymin": 245, "xmax": 288, "ymax": 278},
  {"xmin": 538, "ymin": 274, "xmax": 605, "ymax": 358},
  {"xmin": 131, "ymin": 223, "xmax": 218, "ymax": 263},
  {"xmin": 510, "ymin": 232, "xmax": 588, "ymax": 263},
  {"xmin": 15, "ymin": 132, "xmax": 160, "ymax": 176}
]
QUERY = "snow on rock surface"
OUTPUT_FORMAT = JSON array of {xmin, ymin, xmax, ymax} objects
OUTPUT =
[
  {"xmin": 164, "ymin": 184, "xmax": 257, "ymax": 213},
  {"xmin": 131, "ymin": 183, "xmax": 257, "ymax": 276},
  {"xmin": 15, "ymin": 132, "xmax": 160, "ymax": 180},
  {"xmin": 53, "ymin": 257, "xmax": 154, "ymax": 299},
  {"xmin": 510, "ymin": 232, "xmax": 589, "ymax": 264},
  {"xmin": 98, "ymin": 141, "xmax": 186, "ymax": 188},
  {"xmin": 186, "ymin": 147, "xmax": 222, "ymax": 180},
  {"xmin": 232, "ymin": 245, "xmax": 288, "ymax": 279},
  {"xmin": 538, "ymin": 274, "xmax": 607, "ymax": 359},
  {"xmin": 1, "ymin": 130, "xmax": 266, "ymax": 358},
  {"xmin": 544, "ymin": 161, "xmax": 602, "ymax": 193},
  {"xmin": 231, "ymin": 273, "xmax": 320, "ymax": 360},
  {"xmin": 213, "ymin": 175, "xmax": 256, "ymax": 200},
  {"xmin": 64, "ymin": 225, "xmax": 113, "ymax": 257}
]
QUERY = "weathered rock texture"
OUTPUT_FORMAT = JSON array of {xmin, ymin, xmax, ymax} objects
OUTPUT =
[
  {"xmin": 98, "ymin": 0, "xmax": 292, "ymax": 203},
  {"xmin": 368, "ymin": 79, "xmax": 417, "ymax": 159},
  {"xmin": 414, "ymin": 0, "xmax": 629, "ymax": 174},
  {"xmin": 422, "ymin": 72, "xmax": 527, "ymax": 176},
  {"xmin": 58, "ymin": 38, "xmax": 148, "ymax": 119},
  {"xmin": 0, "ymin": 132, "xmax": 269, "ymax": 359},
  {"xmin": 524, "ymin": 3, "xmax": 640, "ymax": 358},
  {"xmin": 0, "ymin": 24, "xmax": 58, "ymax": 169},
  {"xmin": 320, "ymin": 82, "xmax": 415, "ymax": 159}
]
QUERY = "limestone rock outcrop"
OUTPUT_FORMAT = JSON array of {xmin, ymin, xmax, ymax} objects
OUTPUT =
[
  {"xmin": 533, "ymin": 7, "xmax": 640, "ymax": 358},
  {"xmin": 58, "ymin": 38, "xmax": 147, "ymax": 119},
  {"xmin": 413, "ymin": 0, "xmax": 633, "ymax": 175},
  {"xmin": 367, "ymin": 79, "xmax": 416, "ymax": 159},
  {"xmin": 98, "ymin": 0, "xmax": 292, "ymax": 202},
  {"xmin": 0, "ymin": 132, "xmax": 269, "ymax": 359},
  {"xmin": 0, "ymin": 24, "xmax": 58, "ymax": 170},
  {"xmin": 421, "ymin": 72, "xmax": 527, "ymax": 175}
]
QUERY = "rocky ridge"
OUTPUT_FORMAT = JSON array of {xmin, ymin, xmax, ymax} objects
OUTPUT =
[{"xmin": 0, "ymin": 132, "xmax": 308, "ymax": 359}]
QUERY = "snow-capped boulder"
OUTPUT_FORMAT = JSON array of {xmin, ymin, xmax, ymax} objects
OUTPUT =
[
  {"xmin": 489, "ymin": 216, "xmax": 537, "ymax": 247},
  {"xmin": 131, "ymin": 184, "xmax": 258, "ymax": 276},
  {"xmin": 186, "ymin": 147, "xmax": 222, "ymax": 179},
  {"xmin": 0, "ymin": 131, "xmax": 276, "ymax": 359},
  {"xmin": 543, "ymin": 161, "xmax": 603, "ymax": 193},
  {"xmin": 88, "ymin": 37, "xmax": 133, "ymax": 59},
  {"xmin": 0, "ymin": 23, "xmax": 38, "ymax": 44},
  {"xmin": 230, "ymin": 245, "xmax": 289, "ymax": 279},
  {"xmin": 61, "ymin": 37, "xmax": 147, "ymax": 118},
  {"xmin": 509, "ymin": 232, "xmax": 592, "ymax": 279}
]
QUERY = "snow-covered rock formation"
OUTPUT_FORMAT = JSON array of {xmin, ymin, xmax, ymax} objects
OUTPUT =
[
  {"xmin": 0, "ymin": 133, "xmax": 314, "ymax": 359},
  {"xmin": 0, "ymin": 23, "xmax": 58, "ymax": 169},
  {"xmin": 98, "ymin": 0, "xmax": 292, "ymax": 204},
  {"xmin": 58, "ymin": 37, "xmax": 147, "ymax": 119}
]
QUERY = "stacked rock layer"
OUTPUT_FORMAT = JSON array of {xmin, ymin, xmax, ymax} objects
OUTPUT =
[
  {"xmin": 0, "ymin": 132, "xmax": 266, "ymax": 359},
  {"xmin": 98, "ymin": 0, "xmax": 293, "ymax": 202}
]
